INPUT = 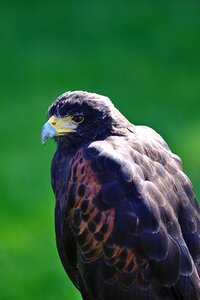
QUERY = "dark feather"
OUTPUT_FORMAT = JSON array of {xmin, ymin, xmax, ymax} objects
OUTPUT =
[{"xmin": 47, "ymin": 91, "xmax": 200, "ymax": 300}]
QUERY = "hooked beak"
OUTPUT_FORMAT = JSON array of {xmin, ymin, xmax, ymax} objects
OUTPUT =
[
  {"xmin": 41, "ymin": 115, "xmax": 77, "ymax": 144},
  {"xmin": 41, "ymin": 121, "xmax": 57, "ymax": 144}
]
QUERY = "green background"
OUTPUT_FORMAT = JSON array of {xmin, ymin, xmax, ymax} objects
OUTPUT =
[{"xmin": 1, "ymin": 1, "xmax": 200, "ymax": 299}]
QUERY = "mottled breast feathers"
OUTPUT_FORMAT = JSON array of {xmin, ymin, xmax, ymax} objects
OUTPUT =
[{"xmin": 56, "ymin": 133, "xmax": 200, "ymax": 300}]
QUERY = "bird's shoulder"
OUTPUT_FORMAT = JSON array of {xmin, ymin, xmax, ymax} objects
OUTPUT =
[{"xmin": 67, "ymin": 129, "xmax": 198, "ymax": 214}]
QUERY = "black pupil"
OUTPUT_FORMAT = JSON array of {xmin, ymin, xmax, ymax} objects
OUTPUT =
[{"xmin": 73, "ymin": 115, "xmax": 83, "ymax": 123}]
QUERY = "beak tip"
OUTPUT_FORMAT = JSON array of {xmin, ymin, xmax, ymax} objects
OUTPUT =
[
  {"xmin": 41, "ymin": 133, "xmax": 46, "ymax": 145},
  {"xmin": 41, "ymin": 122, "xmax": 57, "ymax": 145}
]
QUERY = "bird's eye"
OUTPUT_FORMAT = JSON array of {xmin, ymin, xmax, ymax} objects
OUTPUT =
[{"xmin": 72, "ymin": 115, "xmax": 84, "ymax": 124}]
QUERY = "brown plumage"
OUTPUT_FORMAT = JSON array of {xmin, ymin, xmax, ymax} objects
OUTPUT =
[{"xmin": 41, "ymin": 91, "xmax": 200, "ymax": 300}]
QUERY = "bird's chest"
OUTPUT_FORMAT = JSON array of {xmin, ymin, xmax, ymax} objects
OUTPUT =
[{"xmin": 51, "ymin": 148, "xmax": 74, "ymax": 211}]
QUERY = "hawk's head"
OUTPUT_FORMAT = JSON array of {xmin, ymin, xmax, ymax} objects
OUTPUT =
[{"xmin": 41, "ymin": 91, "xmax": 127, "ymax": 147}]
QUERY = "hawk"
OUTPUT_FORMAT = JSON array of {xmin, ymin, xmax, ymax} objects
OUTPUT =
[{"xmin": 41, "ymin": 91, "xmax": 200, "ymax": 300}]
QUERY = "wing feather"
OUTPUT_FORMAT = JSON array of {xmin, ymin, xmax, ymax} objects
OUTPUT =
[{"xmin": 63, "ymin": 136, "xmax": 200, "ymax": 299}]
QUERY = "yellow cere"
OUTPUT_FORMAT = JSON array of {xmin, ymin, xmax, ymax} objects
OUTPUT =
[{"xmin": 47, "ymin": 115, "xmax": 78, "ymax": 134}]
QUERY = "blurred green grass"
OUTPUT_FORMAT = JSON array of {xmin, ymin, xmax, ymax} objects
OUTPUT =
[{"xmin": 0, "ymin": 1, "xmax": 200, "ymax": 299}]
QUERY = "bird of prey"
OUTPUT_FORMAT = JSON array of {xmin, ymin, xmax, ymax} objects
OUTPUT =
[{"xmin": 41, "ymin": 91, "xmax": 200, "ymax": 300}]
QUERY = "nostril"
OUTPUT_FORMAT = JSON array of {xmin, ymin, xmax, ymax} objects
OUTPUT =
[{"xmin": 52, "ymin": 122, "xmax": 56, "ymax": 125}]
